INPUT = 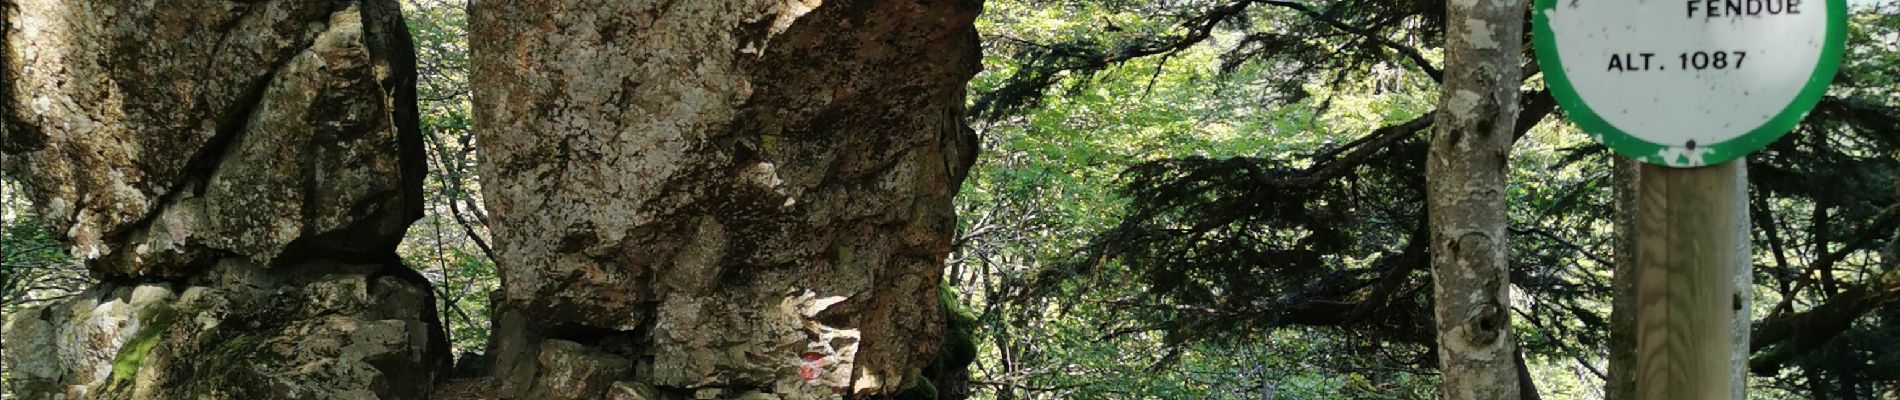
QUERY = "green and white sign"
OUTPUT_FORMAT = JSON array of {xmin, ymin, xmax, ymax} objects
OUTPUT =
[{"xmin": 1533, "ymin": 0, "xmax": 1847, "ymax": 167}]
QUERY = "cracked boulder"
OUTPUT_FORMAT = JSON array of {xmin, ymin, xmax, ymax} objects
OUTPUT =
[
  {"xmin": 471, "ymin": 1, "xmax": 983, "ymax": 399},
  {"xmin": 1, "ymin": 0, "xmax": 446, "ymax": 398},
  {"xmin": 3, "ymin": 0, "xmax": 424, "ymax": 278}
]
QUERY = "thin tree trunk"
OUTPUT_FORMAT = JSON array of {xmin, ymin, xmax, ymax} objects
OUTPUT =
[
  {"xmin": 1516, "ymin": 347, "xmax": 1544, "ymax": 400},
  {"xmin": 1608, "ymin": 157, "xmax": 1640, "ymax": 400},
  {"xmin": 1425, "ymin": 0, "xmax": 1528, "ymax": 397},
  {"xmin": 1811, "ymin": 131, "xmax": 1837, "ymax": 295}
]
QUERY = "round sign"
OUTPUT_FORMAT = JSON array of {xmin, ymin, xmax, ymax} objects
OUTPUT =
[{"xmin": 1533, "ymin": 0, "xmax": 1847, "ymax": 167}]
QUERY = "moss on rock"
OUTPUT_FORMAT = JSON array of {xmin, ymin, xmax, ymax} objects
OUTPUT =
[
  {"xmin": 105, "ymin": 306, "xmax": 179, "ymax": 390},
  {"xmin": 894, "ymin": 282, "xmax": 979, "ymax": 400}
]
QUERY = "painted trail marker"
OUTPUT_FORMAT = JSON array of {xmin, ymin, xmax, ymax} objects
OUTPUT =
[
  {"xmin": 1535, "ymin": 1, "xmax": 1848, "ymax": 398},
  {"xmin": 1534, "ymin": 0, "xmax": 1847, "ymax": 167}
]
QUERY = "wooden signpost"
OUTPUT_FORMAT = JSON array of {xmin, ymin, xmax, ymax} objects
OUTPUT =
[{"xmin": 1533, "ymin": 0, "xmax": 1848, "ymax": 398}]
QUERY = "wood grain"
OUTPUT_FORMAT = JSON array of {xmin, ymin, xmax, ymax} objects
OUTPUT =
[{"xmin": 1635, "ymin": 161, "xmax": 1752, "ymax": 400}]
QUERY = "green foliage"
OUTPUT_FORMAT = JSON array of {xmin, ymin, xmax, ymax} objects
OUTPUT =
[
  {"xmin": 9, "ymin": 0, "xmax": 1891, "ymax": 398},
  {"xmin": 402, "ymin": 239, "xmax": 498, "ymax": 354},
  {"xmin": 954, "ymin": 3, "xmax": 1452, "ymax": 394},
  {"xmin": 396, "ymin": 0, "xmax": 498, "ymax": 359},
  {"xmin": 1743, "ymin": 4, "xmax": 1900, "ymax": 397},
  {"xmin": 959, "ymin": 0, "xmax": 1900, "ymax": 399},
  {"xmin": 1, "ymin": 179, "xmax": 87, "ymax": 315}
]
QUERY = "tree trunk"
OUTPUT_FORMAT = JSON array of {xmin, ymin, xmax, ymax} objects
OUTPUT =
[
  {"xmin": 0, "ymin": 1, "xmax": 448, "ymax": 398},
  {"xmin": 1608, "ymin": 157, "xmax": 1641, "ymax": 400},
  {"xmin": 1515, "ymin": 347, "xmax": 1544, "ymax": 400},
  {"xmin": 1426, "ymin": 0, "xmax": 1528, "ymax": 397},
  {"xmin": 469, "ymin": 1, "xmax": 983, "ymax": 399}
]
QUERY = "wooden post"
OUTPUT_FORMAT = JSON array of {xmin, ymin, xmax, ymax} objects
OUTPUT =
[{"xmin": 1635, "ymin": 161, "xmax": 1752, "ymax": 400}]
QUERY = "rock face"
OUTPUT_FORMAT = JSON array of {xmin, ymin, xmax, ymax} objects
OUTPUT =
[
  {"xmin": 1, "ymin": 0, "xmax": 447, "ymax": 398},
  {"xmin": 470, "ymin": 1, "xmax": 983, "ymax": 399}
]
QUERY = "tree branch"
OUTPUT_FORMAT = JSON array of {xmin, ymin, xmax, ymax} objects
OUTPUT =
[{"xmin": 1253, "ymin": 0, "xmax": 1444, "ymax": 82}]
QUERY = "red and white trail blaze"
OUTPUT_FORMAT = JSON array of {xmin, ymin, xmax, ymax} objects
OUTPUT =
[{"xmin": 799, "ymin": 352, "xmax": 827, "ymax": 380}]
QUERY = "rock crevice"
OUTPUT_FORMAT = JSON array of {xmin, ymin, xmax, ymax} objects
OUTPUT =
[{"xmin": 470, "ymin": 1, "xmax": 983, "ymax": 399}]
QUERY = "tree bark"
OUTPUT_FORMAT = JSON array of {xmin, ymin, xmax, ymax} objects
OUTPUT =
[
  {"xmin": 1608, "ymin": 157, "xmax": 1641, "ymax": 400},
  {"xmin": 1515, "ymin": 347, "xmax": 1544, "ymax": 400},
  {"xmin": 1426, "ymin": 0, "xmax": 1528, "ymax": 397},
  {"xmin": 469, "ymin": 1, "xmax": 983, "ymax": 399}
]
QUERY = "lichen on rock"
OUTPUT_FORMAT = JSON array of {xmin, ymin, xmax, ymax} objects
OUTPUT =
[
  {"xmin": 1, "ymin": 0, "xmax": 447, "ymax": 398},
  {"xmin": 4, "ymin": 271, "xmax": 446, "ymax": 399},
  {"xmin": 470, "ymin": 0, "xmax": 984, "ymax": 399}
]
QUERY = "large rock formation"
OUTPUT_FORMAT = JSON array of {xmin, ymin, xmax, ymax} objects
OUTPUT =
[
  {"xmin": 469, "ymin": 1, "xmax": 983, "ymax": 399},
  {"xmin": 1, "ymin": 0, "xmax": 448, "ymax": 398}
]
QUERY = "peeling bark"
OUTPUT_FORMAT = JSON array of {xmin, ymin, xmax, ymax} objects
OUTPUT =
[{"xmin": 1426, "ymin": 0, "xmax": 1529, "ymax": 398}]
